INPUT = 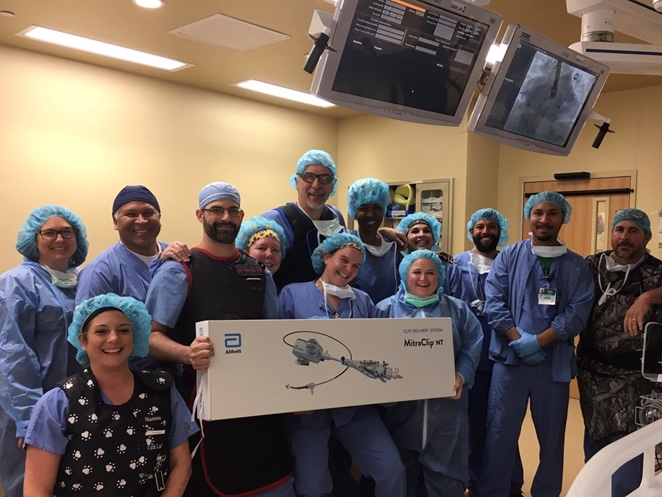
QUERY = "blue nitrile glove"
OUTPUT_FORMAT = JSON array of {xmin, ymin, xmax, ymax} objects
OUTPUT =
[
  {"xmin": 520, "ymin": 350, "xmax": 546, "ymax": 366},
  {"xmin": 508, "ymin": 329, "xmax": 542, "ymax": 358}
]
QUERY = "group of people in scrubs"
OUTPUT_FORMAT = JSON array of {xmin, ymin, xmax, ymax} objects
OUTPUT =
[{"xmin": 2, "ymin": 147, "xmax": 659, "ymax": 497}]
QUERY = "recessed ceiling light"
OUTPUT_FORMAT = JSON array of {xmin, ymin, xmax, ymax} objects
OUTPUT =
[
  {"xmin": 132, "ymin": 0, "xmax": 164, "ymax": 8},
  {"xmin": 0, "ymin": 10, "xmax": 16, "ymax": 17},
  {"xmin": 234, "ymin": 80, "xmax": 335, "ymax": 108},
  {"xmin": 18, "ymin": 26, "xmax": 189, "ymax": 71}
]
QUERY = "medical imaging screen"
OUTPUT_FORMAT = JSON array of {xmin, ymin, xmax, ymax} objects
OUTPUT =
[
  {"xmin": 332, "ymin": 0, "xmax": 489, "ymax": 115},
  {"xmin": 485, "ymin": 40, "xmax": 599, "ymax": 146}
]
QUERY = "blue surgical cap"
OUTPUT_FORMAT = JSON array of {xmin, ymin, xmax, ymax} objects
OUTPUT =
[
  {"xmin": 347, "ymin": 178, "xmax": 390, "ymax": 220},
  {"xmin": 236, "ymin": 216, "xmax": 288, "ymax": 254},
  {"xmin": 398, "ymin": 250, "xmax": 446, "ymax": 293},
  {"xmin": 199, "ymin": 182, "xmax": 241, "ymax": 209},
  {"xmin": 16, "ymin": 205, "xmax": 89, "ymax": 267},
  {"xmin": 112, "ymin": 185, "xmax": 160, "ymax": 215},
  {"xmin": 467, "ymin": 208, "xmax": 510, "ymax": 246},
  {"xmin": 396, "ymin": 212, "xmax": 441, "ymax": 248},
  {"xmin": 611, "ymin": 208, "xmax": 652, "ymax": 234},
  {"xmin": 311, "ymin": 232, "xmax": 366, "ymax": 274},
  {"xmin": 289, "ymin": 149, "xmax": 338, "ymax": 198},
  {"xmin": 524, "ymin": 191, "xmax": 572, "ymax": 224},
  {"xmin": 69, "ymin": 293, "xmax": 152, "ymax": 367}
]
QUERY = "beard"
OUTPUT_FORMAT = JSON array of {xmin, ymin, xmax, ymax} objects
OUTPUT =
[
  {"xmin": 472, "ymin": 233, "xmax": 499, "ymax": 253},
  {"xmin": 203, "ymin": 218, "xmax": 240, "ymax": 244}
]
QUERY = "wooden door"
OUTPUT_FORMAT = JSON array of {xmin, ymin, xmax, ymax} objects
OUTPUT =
[{"xmin": 522, "ymin": 176, "xmax": 632, "ymax": 398}]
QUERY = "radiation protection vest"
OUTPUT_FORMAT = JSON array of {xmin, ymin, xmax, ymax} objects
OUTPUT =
[{"xmin": 55, "ymin": 369, "xmax": 172, "ymax": 497}]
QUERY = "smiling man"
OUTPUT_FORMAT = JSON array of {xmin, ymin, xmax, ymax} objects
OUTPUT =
[
  {"xmin": 577, "ymin": 208, "xmax": 662, "ymax": 497},
  {"xmin": 476, "ymin": 191, "xmax": 594, "ymax": 497},
  {"xmin": 262, "ymin": 150, "xmax": 346, "ymax": 289}
]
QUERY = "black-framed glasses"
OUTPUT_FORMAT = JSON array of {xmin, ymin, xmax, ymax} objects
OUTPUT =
[
  {"xmin": 297, "ymin": 172, "xmax": 336, "ymax": 185},
  {"xmin": 38, "ymin": 228, "xmax": 76, "ymax": 240},
  {"xmin": 202, "ymin": 206, "xmax": 242, "ymax": 217}
]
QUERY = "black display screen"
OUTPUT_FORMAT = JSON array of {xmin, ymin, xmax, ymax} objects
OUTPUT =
[{"xmin": 331, "ymin": 0, "xmax": 490, "ymax": 116}]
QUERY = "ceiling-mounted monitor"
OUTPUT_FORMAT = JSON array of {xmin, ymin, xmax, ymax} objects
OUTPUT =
[
  {"xmin": 468, "ymin": 24, "xmax": 610, "ymax": 156},
  {"xmin": 310, "ymin": 0, "xmax": 502, "ymax": 126}
]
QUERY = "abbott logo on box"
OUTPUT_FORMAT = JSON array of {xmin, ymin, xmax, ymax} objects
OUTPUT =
[{"xmin": 224, "ymin": 333, "xmax": 242, "ymax": 354}]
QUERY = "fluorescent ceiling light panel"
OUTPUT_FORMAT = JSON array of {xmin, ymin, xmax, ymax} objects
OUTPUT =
[
  {"xmin": 18, "ymin": 26, "xmax": 190, "ymax": 71},
  {"xmin": 132, "ymin": 0, "xmax": 164, "ymax": 8},
  {"xmin": 234, "ymin": 80, "xmax": 335, "ymax": 108}
]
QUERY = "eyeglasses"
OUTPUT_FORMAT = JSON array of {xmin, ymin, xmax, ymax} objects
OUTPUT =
[
  {"xmin": 297, "ymin": 172, "xmax": 335, "ymax": 185},
  {"xmin": 38, "ymin": 228, "xmax": 76, "ymax": 240},
  {"xmin": 202, "ymin": 206, "xmax": 242, "ymax": 217}
]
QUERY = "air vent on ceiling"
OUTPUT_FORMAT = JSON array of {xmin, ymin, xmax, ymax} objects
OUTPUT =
[{"xmin": 170, "ymin": 13, "xmax": 290, "ymax": 52}]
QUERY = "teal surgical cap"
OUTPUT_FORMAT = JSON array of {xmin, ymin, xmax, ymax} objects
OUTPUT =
[
  {"xmin": 69, "ymin": 293, "xmax": 152, "ymax": 367},
  {"xmin": 611, "ymin": 208, "xmax": 652, "ymax": 234},
  {"xmin": 467, "ymin": 208, "xmax": 510, "ymax": 246},
  {"xmin": 311, "ymin": 232, "xmax": 366, "ymax": 274},
  {"xmin": 236, "ymin": 216, "xmax": 288, "ymax": 253},
  {"xmin": 347, "ymin": 178, "xmax": 390, "ymax": 220},
  {"xmin": 289, "ymin": 149, "xmax": 338, "ymax": 198},
  {"xmin": 524, "ymin": 191, "xmax": 572, "ymax": 224},
  {"xmin": 16, "ymin": 205, "xmax": 89, "ymax": 267},
  {"xmin": 399, "ymin": 249, "xmax": 446, "ymax": 293},
  {"xmin": 396, "ymin": 212, "xmax": 441, "ymax": 247}
]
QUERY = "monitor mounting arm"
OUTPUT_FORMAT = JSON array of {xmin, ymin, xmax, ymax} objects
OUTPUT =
[{"xmin": 566, "ymin": 0, "xmax": 662, "ymax": 75}]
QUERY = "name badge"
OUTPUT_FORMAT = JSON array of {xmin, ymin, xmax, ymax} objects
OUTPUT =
[{"xmin": 538, "ymin": 287, "xmax": 557, "ymax": 306}]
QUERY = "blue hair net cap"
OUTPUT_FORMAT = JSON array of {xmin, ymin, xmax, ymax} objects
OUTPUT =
[
  {"xmin": 311, "ymin": 232, "xmax": 366, "ymax": 274},
  {"xmin": 68, "ymin": 293, "xmax": 152, "ymax": 367},
  {"xmin": 16, "ymin": 205, "xmax": 89, "ymax": 267},
  {"xmin": 396, "ymin": 212, "xmax": 441, "ymax": 247},
  {"xmin": 236, "ymin": 216, "xmax": 288, "ymax": 253},
  {"xmin": 289, "ymin": 150, "xmax": 338, "ymax": 198},
  {"xmin": 467, "ymin": 208, "xmax": 510, "ymax": 246},
  {"xmin": 399, "ymin": 250, "xmax": 446, "ymax": 293},
  {"xmin": 199, "ymin": 182, "xmax": 241, "ymax": 209},
  {"xmin": 524, "ymin": 191, "xmax": 572, "ymax": 224},
  {"xmin": 611, "ymin": 208, "xmax": 652, "ymax": 233},
  {"xmin": 347, "ymin": 178, "xmax": 390, "ymax": 220}
]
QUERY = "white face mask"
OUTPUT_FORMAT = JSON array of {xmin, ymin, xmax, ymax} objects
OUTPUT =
[
  {"xmin": 530, "ymin": 244, "xmax": 567, "ymax": 258},
  {"xmin": 313, "ymin": 218, "xmax": 344, "ymax": 239},
  {"xmin": 470, "ymin": 252, "xmax": 494, "ymax": 275},
  {"xmin": 604, "ymin": 253, "xmax": 632, "ymax": 273},
  {"xmin": 43, "ymin": 266, "xmax": 79, "ymax": 288},
  {"xmin": 320, "ymin": 280, "xmax": 356, "ymax": 300},
  {"xmin": 364, "ymin": 236, "xmax": 394, "ymax": 257}
]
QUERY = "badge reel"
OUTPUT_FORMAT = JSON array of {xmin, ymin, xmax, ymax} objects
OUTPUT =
[{"xmin": 470, "ymin": 299, "xmax": 485, "ymax": 316}]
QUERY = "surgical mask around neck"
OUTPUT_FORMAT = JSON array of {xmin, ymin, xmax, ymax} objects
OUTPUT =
[
  {"xmin": 313, "ymin": 218, "xmax": 343, "ymax": 239},
  {"xmin": 404, "ymin": 291, "xmax": 439, "ymax": 308},
  {"xmin": 604, "ymin": 253, "xmax": 634, "ymax": 273},
  {"xmin": 530, "ymin": 243, "xmax": 567, "ymax": 258},
  {"xmin": 470, "ymin": 252, "xmax": 494, "ymax": 275},
  {"xmin": 364, "ymin": 236, "xmax": 394, "ymax": 257},
  {"xmin": 43, "ymin": 266, "xmax": 79, "ymax": 288},
  {"xmin": 320, "ymin": 279, "xmax": 356, "ymax": 300},
  {"xmin": 597, "ymin": 252, "xmax": 632, "ymax": 305}
]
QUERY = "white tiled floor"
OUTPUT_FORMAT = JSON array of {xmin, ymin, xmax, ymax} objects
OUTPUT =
[{"xmin": 519, "ymin": 398, "xmax": 585, "ymax": 497}]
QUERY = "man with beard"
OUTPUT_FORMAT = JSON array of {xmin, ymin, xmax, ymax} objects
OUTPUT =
[
  {"xmin": 263, "ymin": 150, "xmax": 346, "ymax": 289},
  {"xmin": 476, "ymin": 192, "xmax": 594, "ymax": 497},
  {"xmin": 577, "ymin": 208, "xmax": 662, "ymax": 497},
  {"xmin": 145, "ymin": 182, "xmax": 295, "ymax": 497},
  {"xmin": 454, "ymin": 209, "xmax": 524, "ymax": 497}
]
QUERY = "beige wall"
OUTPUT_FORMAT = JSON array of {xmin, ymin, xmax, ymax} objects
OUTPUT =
[
  {"xmin": 337, "ymin": 115, "xmax": 470, "ymax": 255},
  {"xmin": 2, "ymin": 44, "xmax": 661, "ymax": 273},
  {"xmin": 0, "ymin": 46, "xmax": 338, "ymax": 272},
  {"xmin": 494, "ymin": 85, "xmax": 662, "ymax": 260}
]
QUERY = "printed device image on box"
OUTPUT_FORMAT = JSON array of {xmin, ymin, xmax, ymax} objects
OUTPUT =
[{"xmin": 195, "ymin": 317, "xmax": 455, "ymax": 421}]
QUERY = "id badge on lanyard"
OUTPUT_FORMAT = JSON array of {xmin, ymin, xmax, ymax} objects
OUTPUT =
[{"xmin": 538, "ymin": 286, "xmax": 557, "ymax": 306}]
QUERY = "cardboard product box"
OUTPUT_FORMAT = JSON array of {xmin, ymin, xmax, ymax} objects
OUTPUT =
[{"xmin": 195, "ymin": 317, "xmax": 455, "ymax": 421}]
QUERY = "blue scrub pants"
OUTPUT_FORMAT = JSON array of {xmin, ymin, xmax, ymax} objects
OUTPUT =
[
  {"xmin": 476, "ymin": 361, "xmax": 569, "ymax": 497},
  {"xmin": 290, "ymin": 406, "xmax": 405, "ymax": 497},
  {"xmin": 584, "ymin": 430, "xmax": 643, "ymax": 497},
  {"xmin": 468, "ymin": 369, "xmax": 524, "ymax": 494},
  {"xmin": 0, "ymin": 410, "xmax": 24, "ymax": 497}
]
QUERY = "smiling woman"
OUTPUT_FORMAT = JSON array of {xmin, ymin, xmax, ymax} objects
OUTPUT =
[
  {"xmin": 22, "ymin": 294, "xmax": 197, "ymax": 497},
  {"xmin": 0, "ymin": 205, "xmax": 88, "ymax": 497}
]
